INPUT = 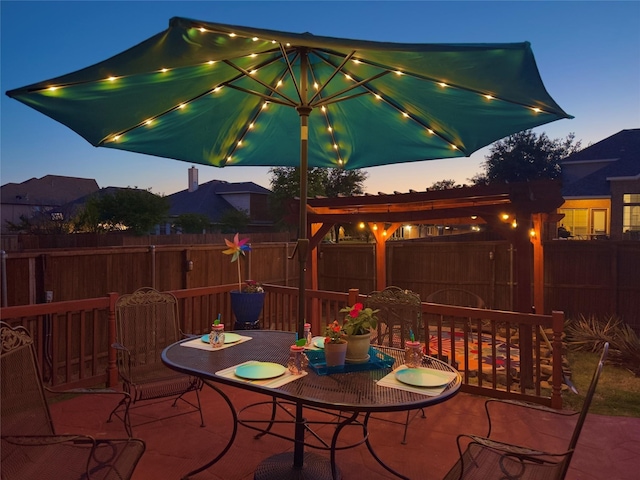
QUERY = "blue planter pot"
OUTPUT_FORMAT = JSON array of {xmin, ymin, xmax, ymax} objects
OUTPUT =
[{"xmin": 230, "ymin": 291, "xmax": 265, "ymax": 330}]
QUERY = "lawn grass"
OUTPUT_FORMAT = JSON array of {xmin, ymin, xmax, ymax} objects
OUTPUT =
[{"xmin": 562, "ymin": 349, "xmax": 640, "ymax": 418}]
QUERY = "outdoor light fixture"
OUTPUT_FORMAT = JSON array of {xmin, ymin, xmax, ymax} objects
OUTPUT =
[{"xmin": 359, "ymin": 222, "xmax": 365, "ymax": 229}]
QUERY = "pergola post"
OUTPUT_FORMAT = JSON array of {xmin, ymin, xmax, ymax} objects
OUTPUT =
[{"xmin": 369, "ymin": 223, "xmax": 401, "ymax": 291}]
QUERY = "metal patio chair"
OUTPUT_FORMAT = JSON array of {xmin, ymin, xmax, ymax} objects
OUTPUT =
[
  {"xmin": 443, "ymin": 342, "xmax": 609, "ymax": 480},
  {"xmin": 365, "ymin": 286, "xmax": 425, "ymax": 444},
  {"xmin": 108, "ymin": 287, "xmax": 204, "ymax": 436},
  {"xmin": 1, "ymin": 321, "xmax": 145, "ymax": 480}
]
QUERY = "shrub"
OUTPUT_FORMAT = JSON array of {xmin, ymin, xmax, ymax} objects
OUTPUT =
[{"xmin": 565, "ymin": 314, "xmax": 640, "ymax": 376}]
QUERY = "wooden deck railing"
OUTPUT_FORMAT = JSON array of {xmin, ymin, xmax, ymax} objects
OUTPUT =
[{"xmin": 0, "ymin": 284, "xmax": 564, "ymax": 408}]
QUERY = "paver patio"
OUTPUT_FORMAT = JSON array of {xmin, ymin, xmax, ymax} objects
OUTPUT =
[{"xmin": 49, "ymin": 383, "xmax": 640, "ymax": 480}]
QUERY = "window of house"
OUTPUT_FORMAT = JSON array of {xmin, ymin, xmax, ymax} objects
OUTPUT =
[
  {"xmin": 623, "ymin": 194, "xmax": 640, "ymax": 232},
  {"xmin": 558, "ymin": 208, "xmax": 589, "ymax": 237}
]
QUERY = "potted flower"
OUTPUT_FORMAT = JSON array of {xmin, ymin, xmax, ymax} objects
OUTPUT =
[
  {"xmin": 340, "ymin": 303, "xmax": 379, "ymax": 363},
  {"xmin": 223, "ymin": 234, "xmax": 264, "ymax": 330},
  {"xmin": 323, "ymin": 320, "xmax": 347, "ymax": 367}
]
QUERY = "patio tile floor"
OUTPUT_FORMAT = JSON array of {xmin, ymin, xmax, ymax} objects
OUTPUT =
[{"xmin": 49, "ymin": 385, "xmax": 640, "ymax": 480}]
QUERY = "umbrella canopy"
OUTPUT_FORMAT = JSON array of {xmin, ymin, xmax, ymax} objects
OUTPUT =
[
  {"xmin": 7, "ymin": 17, "xmax": 571, "ymax": 169},
  {"xmin": 6, "ymin": 17, "xmax": 572, "ymax": 339}
]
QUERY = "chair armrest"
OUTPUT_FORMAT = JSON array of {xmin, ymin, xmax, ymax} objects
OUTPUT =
[
  {"xmin": 459, "ymin": 434, "xmax": 570, "ymax": 459},
  {"xmin": 2, "ymin": 434, "xmax": 96, "ymax": 447},
  {"xmin": 484, "ymin": 398, "xmax": 579, "ymax": 437},
  {"xmin": 44, "ymin": 385, "xmax": 131, "ymax": 399}
]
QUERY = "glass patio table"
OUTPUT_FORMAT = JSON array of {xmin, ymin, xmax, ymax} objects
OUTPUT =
[{"xmin": 162, "ymin": 330, "xmax": 461, "ymax": 480}]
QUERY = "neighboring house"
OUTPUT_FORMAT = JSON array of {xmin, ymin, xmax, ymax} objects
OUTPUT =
[
  {"xmin": 165, "ymin": 167, "xmax": 273, "ymax": 232},
  {"xmin": 557, "ymin": 129, "xmax": 640, "ymax": 241},
  {"xmin": 0, "ymin": 175, "xmax": 99, "ymax": 233}
]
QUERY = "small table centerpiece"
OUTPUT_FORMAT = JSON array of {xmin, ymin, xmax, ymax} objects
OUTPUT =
[{"xmin": 341, "ymin": 303, "xmax": 379, "ymax": 364}]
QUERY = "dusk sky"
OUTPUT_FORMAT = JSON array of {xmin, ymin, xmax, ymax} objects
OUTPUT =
[{"xmin": 2, "ymin": 1, "xmax": 639, "ymax": 196}]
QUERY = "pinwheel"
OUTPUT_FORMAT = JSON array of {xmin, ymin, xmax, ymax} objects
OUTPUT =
[{"xmin": 222, "ymin": 233, "xmax": 251, "ymax": 291}]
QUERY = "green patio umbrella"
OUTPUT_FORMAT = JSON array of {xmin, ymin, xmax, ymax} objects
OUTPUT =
[{"xmin": 6, "ymin": 17, "xmax": 572, "ymax": 341}]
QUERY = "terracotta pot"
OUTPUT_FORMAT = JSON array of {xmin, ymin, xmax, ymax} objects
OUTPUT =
[
  {"xmin": 324, "ymin": 341, "xmax": 348, "ymax": 367},
  {"xmin": 346, "ymin": 332, "xmax": 371, "ymax": 364}
]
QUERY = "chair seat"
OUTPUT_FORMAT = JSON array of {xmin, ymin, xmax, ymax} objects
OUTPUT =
[
  {"xmin": 1, "ymin": 436, "xmax": 145, "ymax": 480},
  {"xmin": 132, "ymin": 374, "xmax": 202, "ymax": 402},
  {"xmin": 110, "ymin": 287, "xmax": 205, "ymax": 435},
  {"xmin": 443, "ymin": 440, "xmax": 565, "ymax": 480},
  {"xmin": 1, "ymin": 321, "xmax": 145, "ymax": 480}
]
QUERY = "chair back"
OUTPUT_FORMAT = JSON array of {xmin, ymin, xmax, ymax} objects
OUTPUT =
[
  {"xmin": 365, "ymin": 286, "xmax": 422, "ymax": 347},
  {"xmin": 562, "ymin": 342, "xmax": 609, "ymax": 478},
  {"xmin": 1, "ymin": 322, "xmax": 55, "ymax": 437},
  {"xmin": 115, "ymin": 287, "xmax": 181, "ymax": 384}
]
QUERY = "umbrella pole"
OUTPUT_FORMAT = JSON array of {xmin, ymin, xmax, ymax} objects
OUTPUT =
[
  {"xmin": 296, "ymin": 107, "xmax": 311, "ymax": 343},
  {"xmin": 296, "ymin": 50, "xmax": 311, "ymax": 343},
  {"xmin": 294, "ymin": 50, "xmax": 311, "ymax": 471}
]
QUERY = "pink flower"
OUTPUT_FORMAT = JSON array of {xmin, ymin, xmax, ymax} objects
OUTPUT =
[{"xmin": 349, "ymin": 303, "xmax": 364, "ymax": 318}]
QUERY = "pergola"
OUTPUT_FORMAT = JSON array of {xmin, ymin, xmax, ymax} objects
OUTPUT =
[{"xmin": 295, "ymin": 179, "xmax": 565, "ymax": 315}]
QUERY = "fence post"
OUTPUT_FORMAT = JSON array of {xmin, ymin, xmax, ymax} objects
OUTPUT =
[
  {"xmin": 1, "ymin": 250, "xmax": 7, "ymax": 307},
  {"xmin": 550, "ymin": 310, "xmax": 565, "ymax": 409},
  {"xmin": 107, "ymin": 292, "xmax": 119, "ymax": 387},
  {"xmin": 149, "ymin": 245, "xmax": 156, "ymax": 289},
  {"xmin": 348, "ymin": 288, "xmax": 359, "ymax": 305}
]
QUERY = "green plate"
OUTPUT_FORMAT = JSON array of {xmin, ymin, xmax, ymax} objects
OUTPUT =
[
  {"xmin": 395, "ymin": 368, "xmax": 454, "ymax": 387},
  {"xmin": 200, "ymin": 332, "xmax": 243, "ymax": 344},
  {"xmin": 234, "ymin": 362, "xmax": 286, "ymax": 380},
  {"xmin": 312, "ymin": 336, "xmax": 325, "ymax": 349}
]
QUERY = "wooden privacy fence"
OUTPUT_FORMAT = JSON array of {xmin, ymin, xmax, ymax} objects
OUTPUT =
[
  {"xmin": 2, "ymin": 240, "xmax": 638, "ymax": 334},
  {"xmin": 0, "ymin": 284, "xmax": 564, "ymax": 409}
]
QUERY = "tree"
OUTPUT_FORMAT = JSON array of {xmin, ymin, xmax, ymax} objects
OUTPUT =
[
  {"xmin": 325, "ymin": 169, "xmax": 367, "ymax": 197},
  {"xmin": 5, "ymin": 212, "xmax": 70, "ymax": 234},
  {"xmin": 218, "ymin": 208, "xmax": 251, "ymax": 233},
  {"xmin": 429, "ymin": 179, "xmax": 459, "ymax": 190},
  {"xmin": 74, "ymin": 188, "xmax": 169, "ymax": 235},
  {"xmin": 475, "ymin": 130, "xmax": 581, "ymax": 185},
  {"xmin": 268, "ymin": 167, "xmax": 329, "ymax": 230},
  {"xmin": 268, "ymin": 167, "xmax": 367, "ymax": 239},
  {"xmin": 174, "ymin": 213, "xmax": 211, "ymax": 234},
  {"xmin": 325, "ymin": 169, "xmax": 367, "ymax": 241}
]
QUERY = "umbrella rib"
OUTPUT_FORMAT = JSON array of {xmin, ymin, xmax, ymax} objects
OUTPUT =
[
  {"xmin": 307, "ymin": 50, "xmax": 356, "ymax": 105},
  {"xmin": 278, "ymin": 45, "xmax": 304, "ymax": 106},
  {"xmin": 224, "ymin": 84, "xmax": 294, "ymax": 107},
  {"xmin": 311, "ymin": 71, "xmax": 390, "ymax": 108},
  {"xmin": 315, "ymin": 53, "xmax": 464, "ymax": 154},
  {"xmin": 307, "ymin": 67, "xmax": 344, "ymax": 167},
  {"xmin": 222, "ymin": 59, "xmax": 298, "ymax": 107}
]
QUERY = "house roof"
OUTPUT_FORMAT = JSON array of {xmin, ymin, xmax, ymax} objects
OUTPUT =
[
  {"xmin": 167, "ymin": 179, "xmax": 269, "ymax": 222},
  {"xmin": 561, "ymin": 129, "xmax": 640, "ymax": 197},
  {"xmin": 1, "ymin": 175, "xmax": 99, "ymax": 206}
]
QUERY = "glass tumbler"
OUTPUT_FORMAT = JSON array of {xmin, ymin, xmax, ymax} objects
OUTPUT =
[
  {"xmin": 210, "ymin": 324, "xmax": 225, "ymax": 348},
  {"xmin": 405, "ymin": 341, "xmax": 422, "ymax": 368},
  {"xmin": 287, "ymin": 345, "xmax": 309, "ymax": 375}
]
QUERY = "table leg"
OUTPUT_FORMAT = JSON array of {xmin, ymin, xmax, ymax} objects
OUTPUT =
[
  {"xmin": 182, "ymin": 380, "xmax": 238, "ymax": 479},
  {"xmin": 363, "ymin": 412, "xmax": 410, "ymax": 480},
  {"xmin": 254, "ymin": 402, "xmax": 342, "ymax": 480}
]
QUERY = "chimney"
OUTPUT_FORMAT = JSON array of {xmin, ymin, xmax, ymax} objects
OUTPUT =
[{"xmin": 188, "ymin": 166, "xmax": 198, "ymax": 192}]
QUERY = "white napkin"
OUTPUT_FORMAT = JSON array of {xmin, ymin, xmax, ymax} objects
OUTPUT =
[
  {"xmin": 180, "ymin": 334, "xmax": 252, "ymax": 351},
  {"xmin": 216, "ymin": 361, "xmax": 307, "ymax": 388},
  {"xmin": 377, "ymin": 365, "xmax": 456, "ymax": 396}
]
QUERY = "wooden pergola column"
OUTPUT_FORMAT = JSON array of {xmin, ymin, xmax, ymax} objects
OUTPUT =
[{"xmin": 368, "ymin": 222, "xmax": 401, "ymax": 291}]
